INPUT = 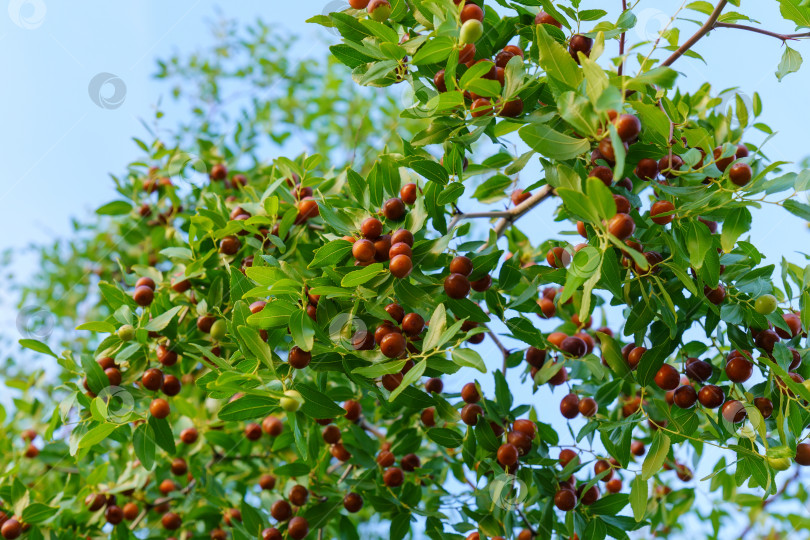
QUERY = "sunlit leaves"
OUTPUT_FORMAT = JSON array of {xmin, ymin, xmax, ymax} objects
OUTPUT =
[{"xmin": 776, "ymin": 45, "xmax": 803, "ymax": 81}]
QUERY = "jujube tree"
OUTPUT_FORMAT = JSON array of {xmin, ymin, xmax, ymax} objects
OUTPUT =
[{"xmin": 6, "ymin": 1, "xmax": 810, "ymax": 539}]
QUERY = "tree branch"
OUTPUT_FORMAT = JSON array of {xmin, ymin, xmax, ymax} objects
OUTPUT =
[
  {"xmin": 483, "ymin": 323, "xmax": 511, "ymax": 373},
  {"xmin": 714, "ymin": 22, "xmax": 810, "ymax": 41},
  {"xmin": 360, "ymin": 419, "xmax": 385, "ymax": 440},
  {"xmin": 488, "ymin": 185, "xmax": 555, "ymax": 243},
  {"xmin": 456, "ymin": 211, "xmax": 513, "ymax": 219},
  {"xmin": 618, "ymin": 0, "xmax": 627, "ymax": 76},
  {"xmin": 129, "ymin": 481, "xmax": 197, "ymax": 530},
  {"xmin": 661, "ymin": 0, "xmax": 729, "ymax": 67},
  {"xmin": 739, "ymin": 469, "xmax": 800, "ymax": 538}
]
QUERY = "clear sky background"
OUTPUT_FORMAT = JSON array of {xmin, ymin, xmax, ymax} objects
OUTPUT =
[{"xmin": 2, "ymin": 1, "xmax": 810, "ymax": 537}]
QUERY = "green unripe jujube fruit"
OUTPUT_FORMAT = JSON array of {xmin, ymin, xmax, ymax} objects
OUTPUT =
[
  {"xmin": 459, "ymin": 19, "xmax": 484, "ymax": 45},
  {"xmin": 368, "ymin": 0, "xmax": 391, "ymax": 22},
  {"xmin": 280, "ymin": 390, "xmax": 303, "ymax": 412},
  {"xmin": 754, "ymin": 294, "xmax": 777, "ymax": 315},
  {"xmin": 117, "ymin": 324, "xmax": 136, "ymax": 342},
  {"xmin": 210, "ymin": 319, "xmax": 227, "ymax": 341},
  {"xmin": 768, "ymin": 456, "xmax": 791, "ymax": 471}
]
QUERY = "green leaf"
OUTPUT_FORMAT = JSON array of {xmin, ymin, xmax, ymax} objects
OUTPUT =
[
  {"xmin": 160, "ymin": 247, "xmax": 193, "ymax": 259},
  {"xmin": 389, "ymin": 359, "xmax": 426, "ymax": 401},
  {"xmin": 721, "ymin": 207, "xmax": 752, "ymax": 252},
  {"xmin": 587, "ymin": 176, "xmax": 616, "ymax": 220},
  {"xmin": 684, "ymin": 220, "xmax": 713, "ymax": 269},
  {"xmin": 493, "ymin": 370, "xmax": 512, "ymax": 410},
  {"xmin": 329, "ymin": 44, "xmax": 376, "ymax": 69},
  {"xmin": 78, "ymin": 423, "xmax": 118, "ymax": 449},
  {"xmin": 352, "ymin": 360, "xmax": 408, "ymax": 378},
  {"xmin": 240, "ymin": 501, "xmax": 263, "ymax": 536},
  {"xmin": 330, "ymin": 12, "xmax": 373, "ymax": 43},
  {"xmin": 437, "ymin": 183, "xmax": 465, "ymax": 206},
  {"xmin": 133, "ymin": 423, "xmax": 156, "ymax": 471},
  {"xmin": 630, "ymin": 475, "xmax": 648, "ymax": 521},
  {"xmin": 411, "ymin": 37, "xmax": 455, "ymax": 65},
  {"xmin": 587, "ymin": 494, "xmax": 630, "ymax": 515},
  {"xmin": 237, "ymin": 325, "xmax": 277, "ymax": 374},
  {"xmin": 409, "ymin": 159, "xmax": 449, "ymax": 185},
  {"xmin": 597, "ymin": 332, "xmax": 629, "ymax": 377},
  {"xmin": 247, "ymin": 299, "xmax": 298, "ymax": 328},
  {"xmin": 779, "ymin": 0, "xmax": 810, "ymax": 30},
  {"xmin": 426, "ymin": 427, "xmax": 463, "ymax": 448},
  {"xmin": 687, "ymin": 1, "xmax": 715, "ymax": 15},
  {"xmin": 451, "ymin": 348, "xmax": 486, "ymax": 373},
  {"xmin": 143, "ymin": 306, "xmax": 183, "ymax": 332},
  {"xmin": 148, "ymin": 416, "xmax": 176, "ymax": 455},
  {"xmin": 472, "ymin": 174, "xmax": 513, "ymax": 203},
  {"xmin": 95, "ymin": 200, "xmax": 133, "ymax": 216},
  {"xmin": 75, "ymin": 321, "xmax": 116, "ymax": 333},
  {"xmin": 422, "ymin": 304, "xmax": 447, "ymax": 351},
  {"xmin": 534, "ymin": 25, "xmax": 582, "ymax": 91},
  {"xmin": 630, "ymin": 66, "xmax": 678, "ymax": 89},
  {"xmin": 21, "ymin": 503, "xmax": 58, "ymax": 524},
  {"xmin": 783, "ymin": 199, "xmax": 810, "ymax": 221},
  {"xmin": 459, "ymin": 60, "xmax": 497, "ymax": 89},
  {"xmin": 309, "ymin": 240, "xmax": 353, "ymax": 268},
  {"xmin": 608, "ymin": 124, "xmax": 626, "ymax": 179},
  {"xmin": 776, "ymin": 45, "xmax": 803, "ymax": 81},
  {"xmin": 642, "ymin": 431, "xmax": 671, "ymax": 480},
  {"xmin": 219, "ymin": 395, "xmax": 277, "ymax": 421},
  {"xmin": 19, "ymin": 339, "xmax": 57, "ymax": 358},
  {"xmin": 341, "ymin": 263, "xmax": 385, "ymax": 287},
  {"xmin": 390, "ymin": 512, "xmax": 411, "ymax": 540},
  {"xmin": 273, "ymin": 462, "xmax": 311, "ymax": 477},
  {"xmin": 519, "ymin": 123, "xmax": 590, "ymax": 161},
  {"xmin": 296, "ymin": 382, "xmax": 346, "ymax": 419},
  {"xmin": 760, "ymin": 355, "xmax": 810, "ymax": 403},
  {"xmin": 289, "ymin": 309, "xmax": 315, "ymax": 352},
  {"xmin": 359, "ymin": 18, "xmax": 398, "ymax": 44},
  {"xmin": 81, "ymin": 354, "xmax": 110, "ymax": 395},
  {"xmin": 558, "ymin": 91, "xmax": 597, "ymax": 136},
  {"xmin": 558, "ymin": 188, "xmax": 599, "ymax": 222}
]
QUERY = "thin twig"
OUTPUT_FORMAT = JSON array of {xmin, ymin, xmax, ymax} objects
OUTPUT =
[
  {"xmin": 657, "ymin": 99, "xmax": 675, "ymax": 162},
  {"xmin": 129, "ymin": 481, "xmax": 197, "ymax": 530},
  {"xmin": 618, "ymin": 0, "xmax": 627, "ymax": 76},
  {"xmin": 484, "ymin": 185, "xmax": 555, "ymax": 249},
  {"xmin": 739, "ymin": 469, "xmax": 800, "ymax": 538},
  {"xmin": 360, "ymin": 419, "xmax": 385, "ymax": 440},
  {"xmin": 483, "ymin": 323, "xmax": 511, "ymax": 373},
  {"xmin": 518, "ymin": 507, "xmax": 537, "ymax": 535},
  {"xmin": 338, "ymin": 464, "xmax": 354, "ymax": 483},
  {"xmin": 714, "ymin": 22, "xmax": 810, "ymax": 41},
  {"xmin": 455, "ymin": 211, "xmax": 513, "ymax": 219},
  {"xmin": 661, "ymin": 0, "xmax": 729, "ymax": 67}
]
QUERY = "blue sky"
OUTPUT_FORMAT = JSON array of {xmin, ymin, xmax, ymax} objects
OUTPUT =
[{"xmin": 3, "ymin": 1, "xmax": 810, "ymax": 537}]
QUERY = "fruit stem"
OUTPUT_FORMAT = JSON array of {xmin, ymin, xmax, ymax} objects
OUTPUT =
[{"xmin": 661, "ymin": 0, "xmax": 729, "ymax": 67}]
